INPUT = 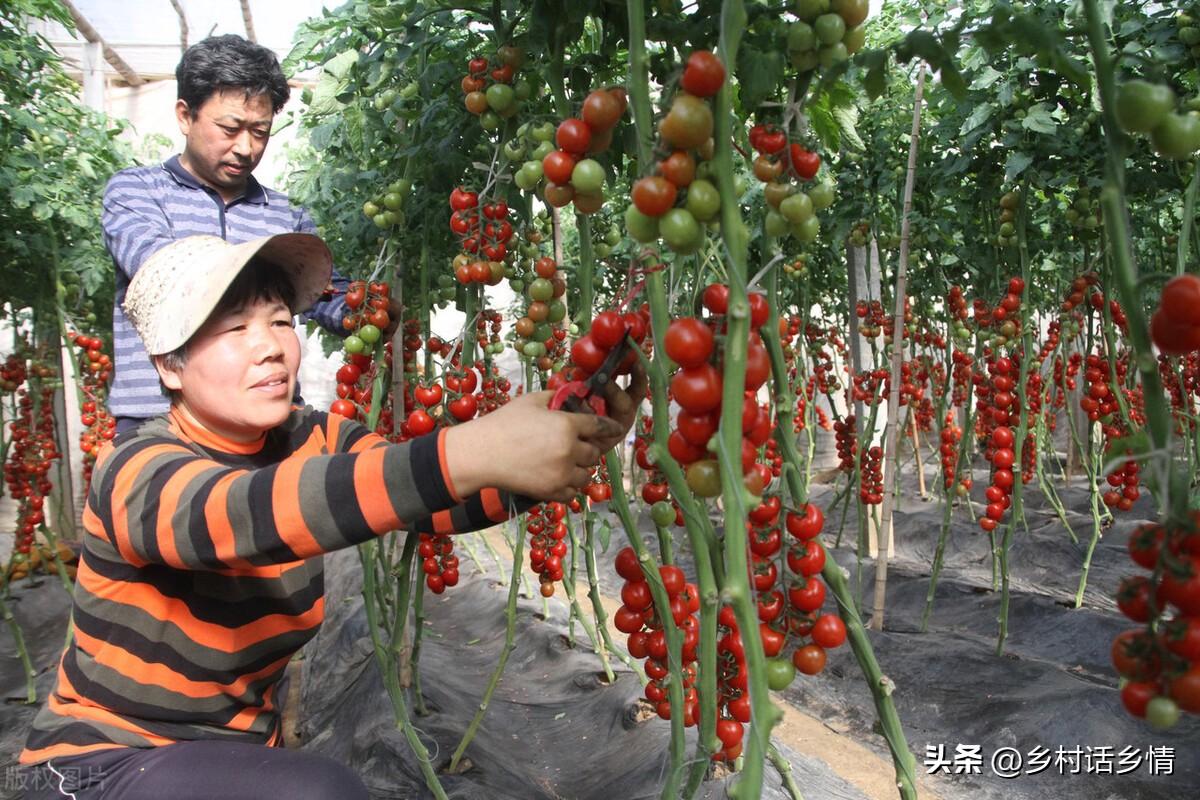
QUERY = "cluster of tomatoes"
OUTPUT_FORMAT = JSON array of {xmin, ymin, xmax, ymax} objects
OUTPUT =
[
  {"xmin": 419, "ymin": 532, "xmax": 459, "ymax": 594},
  {"xmin": 635, "ymin": 418, "xmax": 686, "ymax": 530},
  {"xmin": 778, "ymin": 504, "xmax": 847, "ymax": 678},
  {"xmin": 512, "ymin": 257, "xmax": 569, "ymax": 369},
  {"xmin": 1150, "ymin": 273, "xmax": 1200, "ymax": 356},
  {"xmin": 341, "ymin": 280, "xmax": 390, "ymax": 357},
  {"xmin": 1062, "ymin": 186, "xmax": 1101, "ymax": 241},
  {"xmin": 526, "ymin": 501, "xmax": 570, "ymax": 597},
  {"xmin": 975, "ymin": 356, "xmax": 1019, "ymax": 533},
  {"xmin": 755, "ymin": 124, "xmax": 831, "ymax": 244},
  {"xmin": 1103, "ymin": 455, "xmax": 1141, "ymax": 512},
  {"xmin": 474, "ymin": 308, "xmax": 506, "ymax": 358},
  {"xmin": 1113, "ymin": 515, "xmax": 1200, "ymax": 729},
  {"xmin": 937, "ymin": 413, "xmax": 963, "ymax": 491},
  {"xmin": 1114, "ymin": 77, "xmax": 1200, "ymax": 161},
  {"xmin": 858, "ymin": 444, "xmax": 884, "ymax": 505},
  {"xmin": 994, "ymin": 189, "xmax": 1020, "ymax": 248},
  {"xmin": 785, "ymin": 0, "xmax": 869, "ymax": 72},
  {"xmin": 611, "ymin": 548, "xmax": 706, "ymax": 730},
  {"xmin": 450, "ymin": 187, "xmax": 516, "ymax": 267},
  {"xmin": 853, "ymin": 299, "xmax": 886, "ymax": 339},
  {"xmin": 360, "ymin": 178, "xmax": 408, "ymax": 230},
  {"xmin": 0, "ymin": 353, "xmax": 27, "ymax": 392},
  {"xmin": 66, "ymin": 332, "xmax": 115, "ymax": 479},
  {"xmin": 459, "ymin": 45, "xmax": 528, "ymax": 133},
  {"xmin": 563, "ymin": 307, "xmax": 644, "ymax": 387},
  {"xmin": 662, "ymin": 285, "xmax": 773, "ymax": 499},
  {"xmin": 532, "ymin": 89, "xmax": 626, "ymax": 214},
  {"xmin": 330, "ymin": 349, "xmax": 385, "ymax": 426},
  {"xmin": 627, "ymin": 51, "xmax": 725, "ymax": 255},
  {"xmin": 833, "ymin": 414, "xmax": 857, "ymax": 472},
  {"xmin": 584, "ymin": 457, "xmax": 613, "ymax": 504},
  {"xmin": 4, "ymin": 374, "xmax": 62, "ymax": 582}
]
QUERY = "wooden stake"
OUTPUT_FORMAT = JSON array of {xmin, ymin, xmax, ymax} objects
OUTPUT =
[
  {"xmin": 60, "ymin": 0, "xmax": 144, "ymax": 86},
  {"xmin": 872, "ymin": 63, "xmax": 927, "ymax": 631}
]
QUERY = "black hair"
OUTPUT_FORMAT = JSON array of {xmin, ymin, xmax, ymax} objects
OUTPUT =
[
  {"xmin": 156, "ymin": 257, "xmax": 298, "ymax": 402},
  {"xmin": 176, "ymin": 35, "xmax": 290, "ymax": 116}
]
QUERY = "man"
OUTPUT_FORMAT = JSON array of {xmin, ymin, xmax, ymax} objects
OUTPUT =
[
  {"xmin": 20, "ymin": 233, "xmax": 644, "ymax": 798},
  {"xmin": 102, "ymin": 34, "xmax": 356, "ymax": 432}
]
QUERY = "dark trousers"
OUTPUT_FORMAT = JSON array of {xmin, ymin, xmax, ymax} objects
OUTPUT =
[{"xmin": 22, "ymin": 739, "xmax": 370, "ymax": 800}]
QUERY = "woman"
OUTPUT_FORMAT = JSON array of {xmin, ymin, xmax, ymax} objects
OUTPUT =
[{"xmin": 20, "ymin": 233, "xmax": 642, "ymax": 799}]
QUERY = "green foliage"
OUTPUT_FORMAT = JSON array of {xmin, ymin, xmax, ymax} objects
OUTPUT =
[{"xmin": 0, "ymin": 1, "xmax": 134, "ymax": 336}]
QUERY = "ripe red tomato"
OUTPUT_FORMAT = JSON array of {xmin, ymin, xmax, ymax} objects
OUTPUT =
[
  {"xmin": 1170, "ymin": 665, "xmax": 1200, "ymax": 713},
  {"xmin": 542, "ymin": 150, "xmax": 577, "ymax": 185},
  {"xmin": 570, "ymin": 334, "xmax": 608, "ymax": 374},
  {"xmin": 614, "ymin": 546, "xmax": 642, "ymax": 581},
  {"xmin": 448, "ymin": 394, "xmax": 478, "ymax": 421},
  {"xmin": 664, "ymin": 317, "xmax": 714, "ymax": 368},
  {"xmin": 792, "ymin": 643, "xmax": 827, "ymax": 675},
  {"xmin": 680, "ymin": 50, "xmax": 726, "ymax": 98},
  {"xmin": 789, "ymin": 576, "xmax": 826, "ymax": 612},
  {"xmin": 330, "ymin": 399, "xmax": 356, "ymax": 418},
  {"xmin": 1116, "ymin": 575, "xmax": 1153, "ymax": 622},
  {"xmin": 556, "ymin": 118, "xmax": 592, "ymax": 155},
  {"xmin": 786, "ymin": 503, "xmax": 825, "ymax": 540},
  {"xmin": 1120, "ymin": 681, "xmax": 1157, "ymax": 718},
  {"xmin": 621, "ymin": 579, "xmax": 653, "ymax": 611},
  {"xmin": 659, "ymin": 565, "xmax": 686, "ymax": 597},
  {"xmin": 406, "ymin": 409, "xmax": 435, "ymax": 436},
  {"xmin": 581, "ymin": 89, "xmax": 623, "ymax": 131},
  {"xmin": 1161, "ymin": 274, "xmax": 1200, "ymax": 325},
  {"xmin": 759, "ymin": 624, "xmax": 786, "ymax": 657},
  {"xmin": 788, "ymin": 144, "xmax": 821, "ymax": 180},
  {"xmin": 1163, "ymin": 616, "xmax": 1200, "ymax": 662},
  {"xmin": 810, "ymin": 613, "xmax": 846, "ymax": 649},
  {"xmin": 702, "ymin": 283, "xmax": 729, "ymax": 314},
  {"xmin": 589, "ymin": 310, "xmax": 628, "ymax": 349},
  {"xmin": 659, "ymin": 150, "xmax": 696, "ymax": 187},
  {"xmin": 614, "ymin": 605, "xmax": 645, "ymax": 634},
  {"xmin": 670, "ymin": 364, "xmax": 723, "ymax": 414},
  {"xmin": 787, "ymin": 540, "xmax": 826, "ymax": 577},
  {"xmin": 632, "ymin": 175, "xmax": 678, "ymax": 217},
  {"xmin": 676, "ymin": 409, "xmax": 719, "ymax": 447}
]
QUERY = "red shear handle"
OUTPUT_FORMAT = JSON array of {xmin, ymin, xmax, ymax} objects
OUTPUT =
[{"xmin": 549, "ymin": 381, "xmax": 608, "ymax": 416}]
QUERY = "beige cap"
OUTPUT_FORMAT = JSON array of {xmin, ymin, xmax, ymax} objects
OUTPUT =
[{"xmin": 124, "ymin": 233, "xmax": 333, "ymax": 355}]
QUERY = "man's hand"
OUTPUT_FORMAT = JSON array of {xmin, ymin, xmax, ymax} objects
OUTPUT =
[
  {"xmin": 443, "ymin": 390, "xmax": 625, "ymax": 503},
  {"xmin": 591, "ymin": 359, "xmax": 648, "ymax": 453}
]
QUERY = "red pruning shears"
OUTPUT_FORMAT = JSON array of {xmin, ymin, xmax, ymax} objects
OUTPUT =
[{"xmin": 549, "ymin": 336, "xmax": 633, "ymax": 416}]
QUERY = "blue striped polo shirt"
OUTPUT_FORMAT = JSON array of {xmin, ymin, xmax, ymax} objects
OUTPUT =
[{"xmin": 101, "ymin": 155, "xmax": 348, "ymax": 418}]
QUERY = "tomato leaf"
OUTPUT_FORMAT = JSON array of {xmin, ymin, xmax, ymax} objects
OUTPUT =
[
  {"xmin": 1003, "ymin": 151, "xmax": 1034, "ymax": 184},
  {"xmin": 597, "ymin": 518, "xmax": 612, "ymax": 554},
  {"xmin": 1020, "ymin": 104, "xmax": 1058, "ymax": 135},
  {"xmin": 735, "ymin": 49, "xmax": 785, "ymax": 112}
]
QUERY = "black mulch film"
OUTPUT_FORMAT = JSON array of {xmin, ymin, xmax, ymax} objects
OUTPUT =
[{"xmin": 3, "ymin": 456, "xmax": 1199, "ymax": 800}]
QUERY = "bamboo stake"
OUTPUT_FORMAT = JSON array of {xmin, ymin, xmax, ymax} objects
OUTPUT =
[
  {"xmin": 872, "ymin": 63, "xmax": 926, "ymax": 632},
  {"xmin": 910, "ymin": 412, "xmax": 927, "ymax": 498},
  {"xmin": 60, "ymin": 0, "xmax": 144, "ymax": 85}
]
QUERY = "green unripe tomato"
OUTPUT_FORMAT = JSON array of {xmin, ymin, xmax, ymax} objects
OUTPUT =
[
  {"xmin": 814, "ymin": 13, "xmax": 846, "ymax": 45},
  {"xmin": 794, "ymin": 0, "xmax": 829, "ymax": 23},
  {"xmin": 1147, "ymin": 112, "xmax": 1200, "ymax": 158},
  {"xmin": 523, "ymin": 341, "xmax": 546, "ymax": 358},
  {"xmin": 480, "ymin": 110, "xmax": 502, "ymax": 131},
  {"xmin": 400, "ymin": 81, "xmax": 419, "ymax": 99},
  {"xmin": 659, "ymin": 208, "xmax": 702, "ymax": 253},
  {"xmin": 504, "ymin": 139, "xmax": 527, "ymax": 161},
  {"xmin": 514, "ymin": 168, "xmax": 540, "ymax": 191},
  {"xmin": 1146, "ymin": 696, "xmax": 1181, "ymax": 730},
  {"xmin": 571, "ymin": 158, "xmax": 606, "ymax": 194},
  {"xmin": 513, "ymin": 79, "xmax": 532, "ymax": 102},
  {"xmin": 363, "ymin": 201, "xmax": 380, "ymax": 218},
  {"xmin": 791, "ymin": 49, "xmax": 820, "ymax": 72},
  {"xmin": 843, "ymin": 25, "xmax": 866, "ymax": 55},
  {"xmin": 765, "ymin": 209, "xmax": 791, "ymax": 237},
  {"xmin": 532, "ymin": 121, "xmax": 556, "ymax": 142},
  {"xmin": 373, "ymin": 212, "xmax": 390, "ymax": 229},
  {"xmin": 793, "ymin": 214, "xmax": 820, "ymax": 243},
  {"xmin": 383, "ymin": 192, "xmax": 403, "ymax": 211},
  {"xmin": 650, "ymin": 501, "xmax": 676, "ymax": 527},
  {"xmin": 531, "ymin": 140, "xmax": 555, "ymax": 161},
  {"xmin": 780, "ymin": 192, "xmax": 814, "ymax": 224},
  {"xmin": 766, "ymin": 658, "xmax": 796, "ymax": 690},
  {"xmin": 625, "ymin": 205, "xmax": 661, "ymax": 242},
  {"xmin": 808, "ymin": 181, "xmax": 835, "ymax": 210},
  {"xmin": 818, "ymin": 42, "xmax": 849, "ymax": 69},
  {"xmin": 532, "ymin": 322, "xmax": 553, "ymax": 342},
  {"xmin": 686, "ymin": 459, "xmax": 722, "ymax": 497},
  {"xmin": 528, "ymin": 277, "xmax": 554, "ymax": 302},
  {"xmin": 521, "ymin": 159, "xmax": 545, "ymax": 182},
  {"xmin": 508, "ymin": 278, "xmax": 525, "ymax": 293},
  {"xmin": 358, "ymin": 324, "xmax": 382, "ymax": 344},
  {"xmin": 787, "ymin": 22, "xmax": 816, "ymax": 52},
  {"xmin": 547, "ymin": 300, "xmax": 567, "ymax": 323},
  {"xmin": 1114, "ymin": 80, "xmax": 1177, "ymax": 134},
  {"xmin": 343, "ymin": 335, "xmax": 365, "ymax": 354},
  {"xmin": 594, "ymin": 242, "xmax": 612, "ymax": 258},
  {"xmin": 685, "ymin": 179, "xmax": 721, "ymax": 221},
  {"xmin": 605, "ymin": 225, "xmax": 622, "ymax": 246}
]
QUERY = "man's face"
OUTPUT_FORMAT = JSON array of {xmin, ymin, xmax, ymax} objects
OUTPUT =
[
  {"xmin": 156, "ymin": 295, "xmax": 300, "ymax": 442},
  {"xmin": 176, "ymin": 89, "xmax": 274, "ymax": 200}
]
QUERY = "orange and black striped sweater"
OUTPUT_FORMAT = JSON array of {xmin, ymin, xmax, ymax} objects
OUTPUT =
[{"xmin": 21, "ymin": 407, "xmax": 523, "ymax": 765}]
